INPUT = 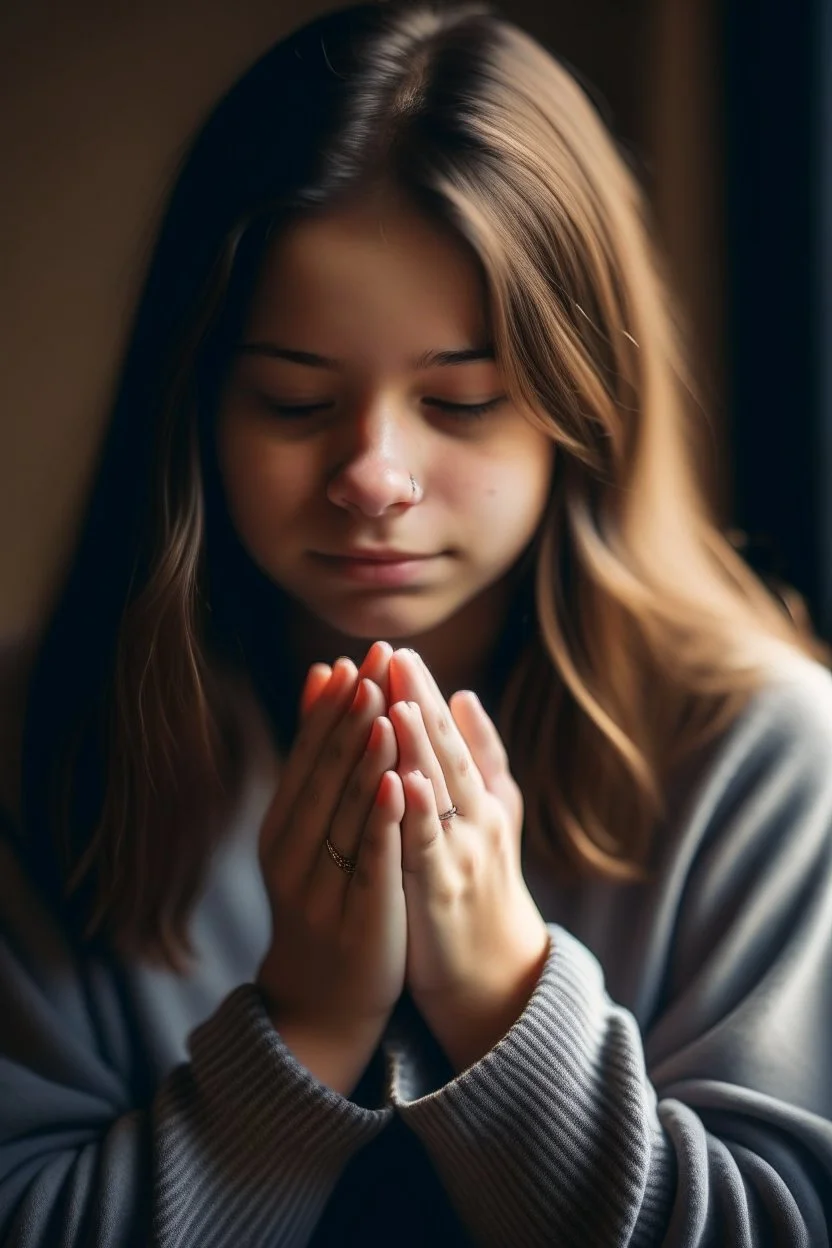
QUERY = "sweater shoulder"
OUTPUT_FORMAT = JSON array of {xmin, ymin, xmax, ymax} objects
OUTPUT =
[{"xmin": 721, "ymin": 646, "xmax": 832, "ymax": 773}]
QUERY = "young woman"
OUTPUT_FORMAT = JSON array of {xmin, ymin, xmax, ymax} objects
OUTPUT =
[{"xmin": 3, "ymin": 2, "xmax": 832, "ymax": 1244}]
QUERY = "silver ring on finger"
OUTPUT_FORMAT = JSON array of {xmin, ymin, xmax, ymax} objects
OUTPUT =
[
  {"xmin": 325, "ymin": 836, "xmax": 358, "ymax": 875},
  {"xmin": 438, "ymin": 803, "xmax": 459, "ymax": 824}
]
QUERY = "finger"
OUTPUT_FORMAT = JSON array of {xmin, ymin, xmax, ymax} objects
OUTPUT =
[
  {"xmin": 389, "ymin": 649, "xmax": 485, "ymax": 809},
  {"xmin": 357, "ymin": 640, "xmax": 393, "ymax": 702},
  {"xmin": 399, "ymin": 768, "xmax": 447, "ymax": 878},
  {"xmin": 448, "ymin": 691, "xmax": 508, "ymax": 791},
  {"xmin": 280, "ymin": 677, "xmax": 387, "ymax": 883},
  {"xmin": 388, "ymin": 699, "xmax": 454, "ymax": 818},
  {"xmin": 450, "ymin": 691, "xmax": 524, "ymax": 832},
  {"xmin": 261, "ymin": 658, "xmax": 358, "ymax": 858},
  {"xmin": 344, "ymin": 769, "xmax": 405, "ymax": 925},
  {"xmin": 390, "ymin": 647, "xmax": 457, "ymax": 716},
  {"xmin": 300, "ymin": 663, "xmax": 332, "ymax": 718},
  {"xmin": 321, "ymin": 715, "xmax": 398, "ymax": 884},
  {"xmin": 300, "ymin": 642, "xmax": 393, "ymax": 720}
]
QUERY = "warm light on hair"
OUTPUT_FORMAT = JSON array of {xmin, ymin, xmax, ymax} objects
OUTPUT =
[{"xmin": 25, "ymin": 1, "xmax": 827, "ymax": 964}]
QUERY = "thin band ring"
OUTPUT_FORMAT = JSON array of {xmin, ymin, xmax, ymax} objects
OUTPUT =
[
  {"xmin": 327, "ymin": 804, "xmax": 455, "ymax": 873},
  {"xmin": 325, "ymin": 836, "xmax": 357, "ymax": 876}
]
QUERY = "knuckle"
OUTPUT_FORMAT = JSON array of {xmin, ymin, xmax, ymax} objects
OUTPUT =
[
  {"xmin": 486, "ymin": 820, "xmax": 506, "ymax": 853},
  {"xmin": 457, "ymin": 846, "xmax": 477, "ymax": 880},
  {"xmin": 341, "ymin": 774, "xmax": 365, "ymax": 809},
  {"xmin": 454, "ymin": 752, "xmax": 472, "ymax": 780},
  {"xmin": 335, "ymin": 779, "xmax": 368, "ymax": 829},
  {"xmin": 301, "ymin": 782, "xmax": 324, "ymax": 811},
  {"xmin": 350, "ymin": 755, "xmax": 378, "ymax": 804},
  {"xmin": 429, "ymin": 877, "xmax": 458, "ymax": 907},
  {"xmin": 323, "ymin": 735, "xmax": 347, "ymax": 767}
]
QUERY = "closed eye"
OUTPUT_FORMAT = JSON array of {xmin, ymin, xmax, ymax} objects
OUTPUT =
[
  {"xmin": 260, "ymin": 400, "xmax": 334, "ymax": 417},
  {"xmin": 423, "ymin": 396, "xmax": 505, "ymax": 419},
  {"xmin": 254, "ymin": 395, "xmax": 506, "ymax": 421}
]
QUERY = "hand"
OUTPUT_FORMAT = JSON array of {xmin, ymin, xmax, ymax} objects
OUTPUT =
[
  {"xmin": 299, "ymin": 641, "xmax": 392, "ymax": 718},
  {"xmin": 387, "ymin": 648, "xmax": 551, "ymax": 1073},
  {"xmin": 256, "ymin": 642, "xmax": 407, "ymax": 1067}
]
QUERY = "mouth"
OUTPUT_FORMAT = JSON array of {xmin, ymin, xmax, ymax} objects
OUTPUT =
[{"xmin": 312, "ymin": 550, "xmax": 442, "ymax": 587}]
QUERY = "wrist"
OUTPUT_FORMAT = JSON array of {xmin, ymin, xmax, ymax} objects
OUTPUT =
[
  {"xmin": 423, "ymin": 936, "xmax": 551, "ymax": 1073},
  {"xmin": 268, "ymin": 1011, "xmax": 386, "ymax": 1098},
  {"xmin": 429, "ymin": 989, "xmax": 528, "ymax": 1074}
]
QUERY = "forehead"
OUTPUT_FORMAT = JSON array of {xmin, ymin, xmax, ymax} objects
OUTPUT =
[{"xmin": 244, "ymin": 193, "xmax": 491, "ymax": 358}]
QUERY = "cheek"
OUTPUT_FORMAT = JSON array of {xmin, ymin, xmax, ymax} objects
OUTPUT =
[
  {"xmin": 439, "ymin": 439, "xmax": 553, "ymax": 545},
  {"xmin": 217, "ymin": 425, "xmax": 312, "ymax": 543},
  {"xmin": 521, "ymin": 443, "xmax": 556, "ymax": 524}
]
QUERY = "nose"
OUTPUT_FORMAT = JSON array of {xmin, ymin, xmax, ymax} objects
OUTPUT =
[{"xmin": 326, "ymin": 401, "xmax": 418, "ymax": 518}]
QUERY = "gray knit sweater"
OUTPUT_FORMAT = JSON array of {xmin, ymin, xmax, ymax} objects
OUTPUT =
[{"xmin": 2, "ymin": 647, "xmax": 832, "ymax": 1246}]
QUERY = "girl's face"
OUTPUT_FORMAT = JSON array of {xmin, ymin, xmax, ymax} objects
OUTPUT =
[{"xmin": 217, "ymin": 191, "xmax": 555, "ymax": 645}]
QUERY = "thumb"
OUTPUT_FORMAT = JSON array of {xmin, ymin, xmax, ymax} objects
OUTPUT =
[{"xmin": 450, "ymin": 691, "xmax": 523, "ymax": 831}]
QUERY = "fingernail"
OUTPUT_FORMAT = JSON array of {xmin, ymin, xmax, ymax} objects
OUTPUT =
[{"xmin": 328, "ymin": 659, "xmax": 352, "ymax": 690}]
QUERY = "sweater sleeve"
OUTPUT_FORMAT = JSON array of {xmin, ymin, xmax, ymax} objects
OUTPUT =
[
  {"xmin": 0, "ymin": 836, "xmax": 391, "ymax": 1248},
  {"xmin": 388, "ymin": 662, "xmax": 832, "ymax": 1246}
]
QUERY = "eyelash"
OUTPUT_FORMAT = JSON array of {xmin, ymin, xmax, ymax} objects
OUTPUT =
[
  {"xmin": 261, "ymin": 397, "xmax": 504, "ymax": 421},
  {"xmin": 424, "ymin": 397, "xmax": 504, "ymax": 419}
]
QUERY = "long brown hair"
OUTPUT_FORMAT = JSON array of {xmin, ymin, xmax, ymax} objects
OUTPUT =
[{"xmin": 21, "ymin": 0, "xmax": 828, "ymax": 965}]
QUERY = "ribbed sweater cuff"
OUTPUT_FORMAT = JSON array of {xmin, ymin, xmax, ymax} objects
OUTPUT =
[
  {"xmin": 390, "ymin": 925, "xmax": 675, "ymax": 1247},
  {"xmin": 154, "ymin": 983, "xmax": 391, "ymax": 1248}
]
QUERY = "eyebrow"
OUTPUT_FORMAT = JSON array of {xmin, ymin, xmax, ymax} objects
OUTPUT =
[{"xmin": 236, "ymin": 343, "xmax": 495, "ymax": 369}]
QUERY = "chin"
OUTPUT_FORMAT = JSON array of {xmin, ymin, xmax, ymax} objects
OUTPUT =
[{"xmin": 309, "ymin": 593, "xmax": 456, "ymax": 642}]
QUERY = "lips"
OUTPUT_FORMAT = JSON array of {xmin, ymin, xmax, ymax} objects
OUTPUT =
[
  {"xmin": 323, "ymin": 550, "xmax": 429, "ymax": 562},
  {"xmin": 313, "ymin": 549, "xmax": 440, "ymax": 587}
]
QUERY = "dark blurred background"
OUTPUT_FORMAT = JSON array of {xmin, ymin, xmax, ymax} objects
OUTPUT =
[
  {"xmin": 722, "ymin": 0, "xmax": 831, "ymax": 640},
  {"xmin": 0, "ymin": 0, "xmax": 829, "ymax": 661}
]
